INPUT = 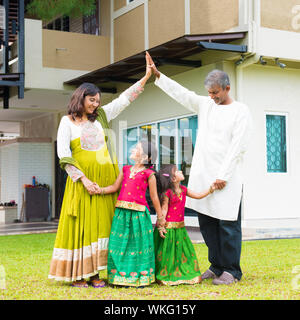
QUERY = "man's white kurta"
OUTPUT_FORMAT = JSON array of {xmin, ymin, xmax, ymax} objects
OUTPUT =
[{"xmin": 155, "ymin": 73, "xmax": 252, "ymax": 221}]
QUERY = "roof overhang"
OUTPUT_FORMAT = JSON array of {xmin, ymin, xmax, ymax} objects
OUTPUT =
[{"xmin": 64, "ymin": 32, "xmax": 247, "ymax": 92}]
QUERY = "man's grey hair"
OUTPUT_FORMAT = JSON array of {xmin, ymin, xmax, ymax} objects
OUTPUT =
[{"xmin": 204, "ymin": 69, "xmax": 230, "ymax": 89}]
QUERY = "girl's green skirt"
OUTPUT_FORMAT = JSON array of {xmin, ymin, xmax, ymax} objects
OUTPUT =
[
  {"xmin": 154, "ymin": 224, "xmax": 202, "ymax": 285},
  {"xmin": 107, "ymin": 207, "xmax": 155, "ymax": 287}
]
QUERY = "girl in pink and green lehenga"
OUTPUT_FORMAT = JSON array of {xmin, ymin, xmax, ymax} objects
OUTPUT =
[
  {"xmin": 154, "ymin": 164, "xmax": 215, "ymax": 286},
  {"xmin": 97, "ymin": 141, "xmax": 165, "ymax": 287}
]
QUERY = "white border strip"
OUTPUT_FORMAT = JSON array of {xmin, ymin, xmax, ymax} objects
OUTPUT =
[
  {"xmin": 110, "ymin": 0, "xmax": 114, "ymax": 63},
  {"xmin": 113, "ymin": 0, "xmax": 145, "ymax": 20},
  {"xmin": 144, "ymin": 0, "xmax": 149, "ymax": 50},
  {"xmin": 185, "ymin": 0, "xmax": 190, "ymax": 35}
]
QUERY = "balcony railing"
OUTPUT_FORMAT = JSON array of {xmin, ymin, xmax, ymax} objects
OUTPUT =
[{"xmin": 0, "ymin": 0, "xmax": 24, "ymax": 109}]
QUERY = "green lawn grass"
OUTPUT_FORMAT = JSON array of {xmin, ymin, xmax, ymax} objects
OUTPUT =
[{"xmin": 0, "ymin": 233, "xmax": 299, "ymax": 300}]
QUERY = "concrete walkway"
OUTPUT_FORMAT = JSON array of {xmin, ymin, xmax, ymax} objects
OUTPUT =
[
  {"xmin": 0, "ymin": 221, "xmax": 58, "ymax": 236},
  {"xmin": 1, "ymin": 221, "xmax": 299, "ymax": 242}
]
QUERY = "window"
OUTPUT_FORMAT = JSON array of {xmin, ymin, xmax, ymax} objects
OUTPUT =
[
  {"xmin": 123, "ymin": 115, "xmax": 198, "ymax": 180},
  {"xmin": 159, "ymin": 120, "xmax": 176, "ymax": 166},
  {"xmin": 123, "ymin": 127, "xmax": 139, "ymax": 166},
  {"xmin": 178, "ymin": 116, "xmax": 197, "ymax": 185},
  {"xmin": 62, "ymin": 16, "xmax": 70, "ymax": 32},
  {"xmin": 266, "ymin": 114, "xmax": 287, "ymax": 173},
  {"xmin": 83, "ymin": 0, "xmax": 99, "ymax": 35},
  {"xmin": 45, "ymin": 15, "xmax": 69, "ymax": 32},
  {"xmin": 54, "ymin": 18, "xmax": 61, "ymax": 31}
]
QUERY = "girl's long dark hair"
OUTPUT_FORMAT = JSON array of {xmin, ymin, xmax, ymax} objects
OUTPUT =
[
  {"xmin": 140, "ymin": 140, "xmax": 157, "ymax": 169},
  {"xmin": 155, "ymin": 164, "xmax": 176, "ymax": 205},
  {"xmin": 68, "ymin": 82, "xmax": 101, "ymax": 122}
]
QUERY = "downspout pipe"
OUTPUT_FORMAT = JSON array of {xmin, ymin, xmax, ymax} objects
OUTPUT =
[{"xmin": 235, "ymin": 0, "xmax": 261, "ymax": 103}]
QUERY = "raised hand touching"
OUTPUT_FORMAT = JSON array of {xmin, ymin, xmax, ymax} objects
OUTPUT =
[{"xmin": 146, "ymin": 51, "xmax": 160, "ymax": 79}]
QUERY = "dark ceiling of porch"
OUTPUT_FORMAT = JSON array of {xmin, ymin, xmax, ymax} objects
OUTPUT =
[{"xmin": 64, "ymin": 32, "xmax": 247, "ymax": 93}]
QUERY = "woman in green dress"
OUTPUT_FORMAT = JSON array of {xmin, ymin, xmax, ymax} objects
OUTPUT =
[{"xmin": 48, "ymin": 54, "xmax": 153, "ymax": 288}]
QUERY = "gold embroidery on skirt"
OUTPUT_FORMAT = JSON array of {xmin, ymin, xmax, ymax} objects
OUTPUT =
[
  {"xmin": 165, "ymin": 221, "xmax": 185, "ymax": 229},
  {"xmin": 160, "ymin": 265, "xmax": 168, "ymax": 277},
  {"xmin": 115, "ymin": 200, "xmax": 146, "ymax": 212},
  {"xmin": 194, "ymin": 259, "xmax": 200, "ymax": 272}
]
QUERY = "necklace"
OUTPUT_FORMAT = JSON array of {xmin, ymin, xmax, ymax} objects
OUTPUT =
[
  {"xmin": 129, "ymin": 165, "xmax": 146, "ymax": 179},
  {"xmin": 173, "ymin": 186, "xmax": 183, "ymax": 200}
]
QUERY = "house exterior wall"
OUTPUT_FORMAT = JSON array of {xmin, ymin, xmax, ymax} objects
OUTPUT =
[
  {"xmin": 242, "ymin": 64, "xmax": 300, "ymax": 221},
  {"xmin": 148, "ymin": 0, "xmax": 185, "ymax": 48},
  {"xmin": 190, "ymin": 0, "xmax": 239, "ymax": 34},
  {"xmin": 261, "ymin": 0, "xmax": 300, "ymax": 33},
  {"xmin": 113, "ymin": 4, "xmax": 145, "ymax": 61},
  {"xmin": 0, "ymin": 141, "xmax": 53, "ymax": 220},
  {"xmin": 114, "ymin": 0, "xmax": 127, "ymax": 11},
  {"xmin": 42, "ymin": 30, "xmax": 110, "ymax": 71},
  {"xmin": 111, "ymin": 0, "xmax": 245, "ymax": 63}
]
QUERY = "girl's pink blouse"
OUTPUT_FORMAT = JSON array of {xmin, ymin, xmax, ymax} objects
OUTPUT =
[
  {"xmin": 117, "ymin": 165, "xmax": 155, "ymax": 211},
  {"xmin": 165, "ymin": 185, "xmax": 187, "ymax": 222}
]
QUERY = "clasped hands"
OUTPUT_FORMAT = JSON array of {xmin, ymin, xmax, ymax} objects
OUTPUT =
[
  {"xmin": 157, "ymin": 215, "xmax": 167, "ymax": 239},
  {"xmin": 80, "ymin": 176, "xmax": 102, "ymax": 195}
]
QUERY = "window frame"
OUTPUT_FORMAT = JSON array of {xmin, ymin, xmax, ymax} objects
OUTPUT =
[
  {"xmin": 122, "ymin": 113, "xmax": 197, "ymax": 168},
  {"xmin": 264, "ymin": 111, "xmax": 289, "ymax": 175}
]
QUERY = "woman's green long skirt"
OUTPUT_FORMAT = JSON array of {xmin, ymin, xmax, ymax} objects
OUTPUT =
[{"xmin": 107, "ymin": 207, "xmax": 155, "ymax": 287}]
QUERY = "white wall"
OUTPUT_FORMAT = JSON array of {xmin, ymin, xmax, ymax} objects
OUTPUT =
[
  {"xmin": 0, "ymin": 142, "xmax": 53, "ymax": 219},
  {"xmin": 242, "ymin": 64, "xmax": 300, "ymax": 220},
  {"xmin": 0, "ymin": 144, "xmax": 19, "ymax": 204},
  {"xmin": 257, "ymin": 27, "xmax": 300, "ymax": 61}
]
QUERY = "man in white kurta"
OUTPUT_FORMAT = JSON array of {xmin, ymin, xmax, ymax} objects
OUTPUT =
[{"xmin": 153, "ymin": 68, "xmax": 252, "ymax": 285}]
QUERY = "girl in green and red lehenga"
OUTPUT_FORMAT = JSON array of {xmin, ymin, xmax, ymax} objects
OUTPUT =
[
  {"xmin": 97, "ymin": 141, "xmax": 165, "ymax": 287},
  {"xmin": 154, "ymin": 164, "xmax": 215, "ymax": 286}
]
